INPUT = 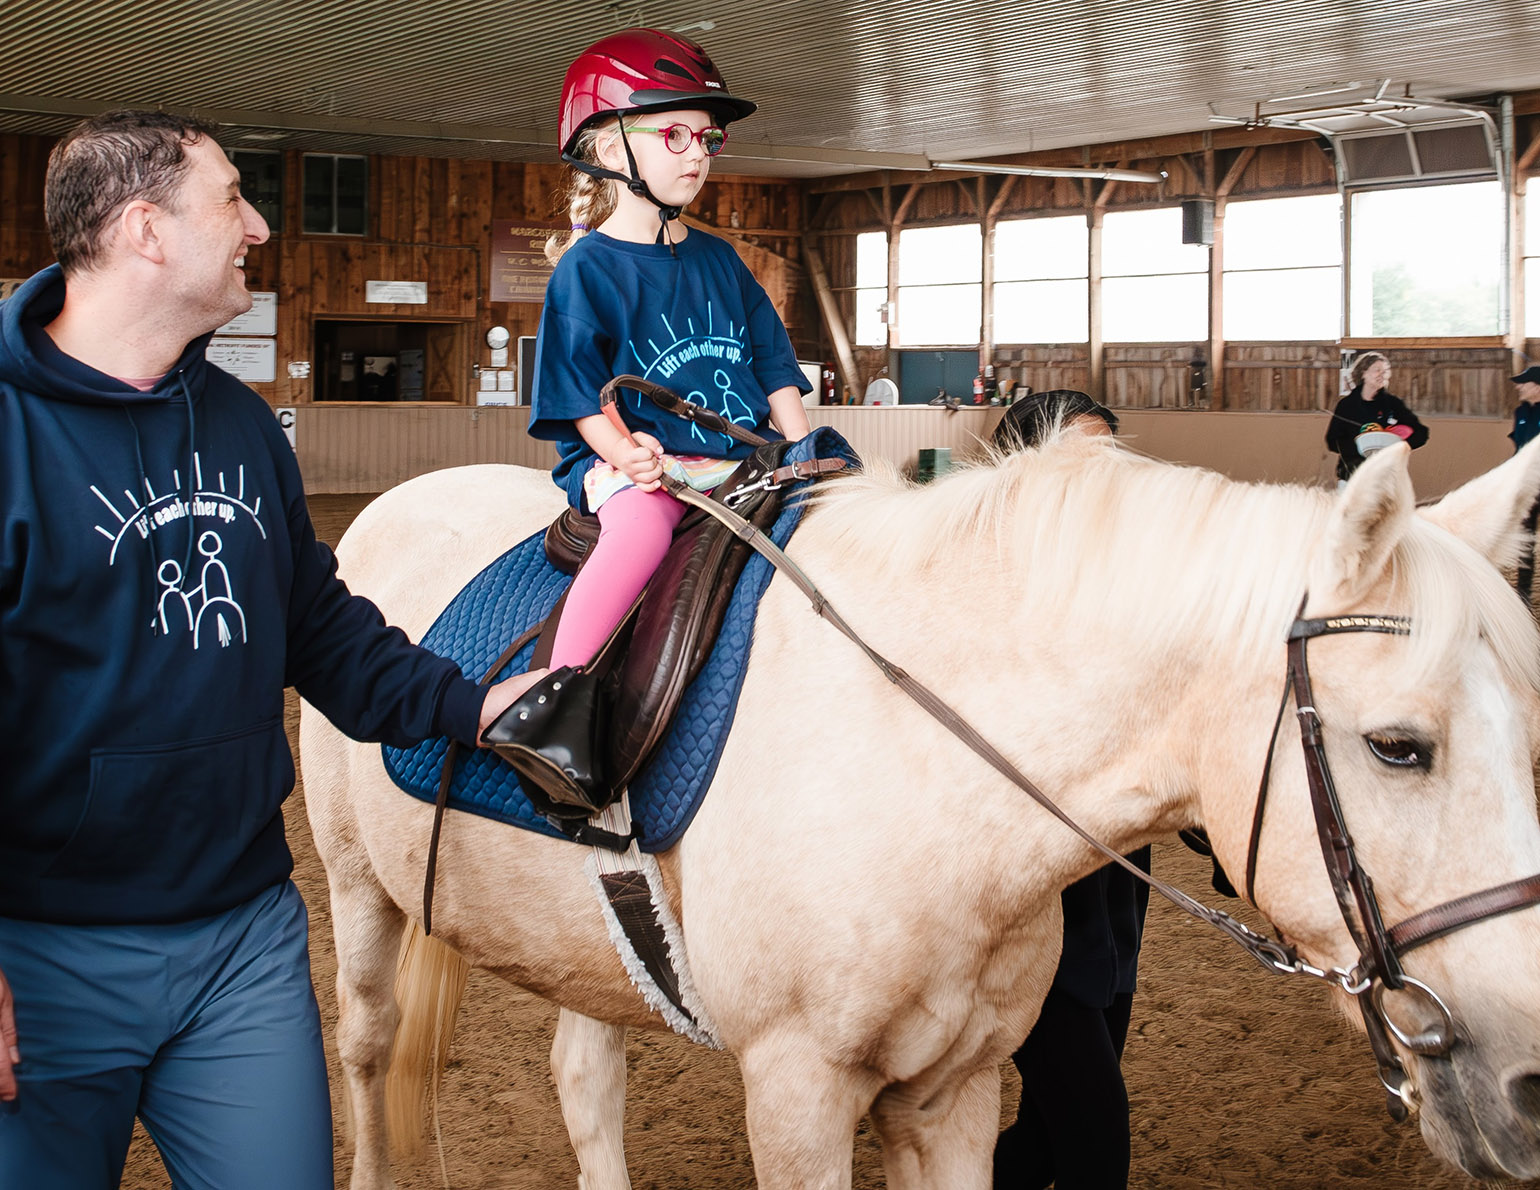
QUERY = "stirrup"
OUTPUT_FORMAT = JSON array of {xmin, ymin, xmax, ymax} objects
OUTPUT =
[{"xmin": 480, "ymin": 666, "xmax": 612, "ymax": 814}]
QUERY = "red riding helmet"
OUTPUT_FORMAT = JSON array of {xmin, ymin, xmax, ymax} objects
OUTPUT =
[{"xmin": 558, "ymin": 28, "xmax": 757, "ymax": 157}]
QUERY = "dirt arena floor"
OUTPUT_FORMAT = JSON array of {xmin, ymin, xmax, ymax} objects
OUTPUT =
[{"xmin": 120, "ymin": 493, "xmax": 1501, "ymax": 1189}]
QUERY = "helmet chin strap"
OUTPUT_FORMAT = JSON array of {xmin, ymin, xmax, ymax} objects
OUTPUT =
[{"xmin": 562, "ymin": 123, "xmax": 682, "ymax": 250}]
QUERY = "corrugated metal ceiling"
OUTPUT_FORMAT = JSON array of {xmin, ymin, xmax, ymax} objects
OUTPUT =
[{"xmin": 2, "ymin": 0, "xmax": 1538, "ymax": 176}]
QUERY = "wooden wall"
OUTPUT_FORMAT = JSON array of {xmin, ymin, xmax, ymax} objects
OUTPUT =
[
  {"xmin": 289, "ymin": 402, "xmax": 1514, "ymax": 501},
  {"xmin": 0, "ymin": 134, "xmax": 53, "ymax": 279},
  {"xmin": 6, "ymin": 105, "xmax": 1540, "ymax": 426},
  {"xmin": 0, "ymin": 133, "xmax": 817, "ymax": 405}
]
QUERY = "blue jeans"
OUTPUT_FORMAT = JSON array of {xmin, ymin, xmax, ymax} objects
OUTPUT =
[{"xmin": 0, "ymin": 880, "xmax": 333, "ymax": 1189}]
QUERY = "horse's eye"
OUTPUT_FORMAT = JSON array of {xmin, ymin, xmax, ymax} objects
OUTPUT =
[{"xmin": 1365, "ymin": 733, "xmax": 1430, "ymax": 769}]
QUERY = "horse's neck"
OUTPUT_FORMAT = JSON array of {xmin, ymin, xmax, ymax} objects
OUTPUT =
[{"xmin": 783, "ymin": 466, "xmax": 1314, "ymax": 891}]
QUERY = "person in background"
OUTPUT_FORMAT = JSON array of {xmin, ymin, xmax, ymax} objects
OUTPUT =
[
  {"xmin": 1325, "ymin": 351, "xmax": 1429, "ymax": 482},
  {"xmin": 993, "ymin": 387, "xmax": 1118, "ymax": 451},
  {"xmin": 991, "ymin": 392, "xmax": 1152, "ymax": 1190},
  {"xmin": 1509, "ymin": 365, "xmax": 1540, "ymax": 452},
  {"xmin": 0, "ymin": 109, "xmax": 526, "ymax": 1189}
]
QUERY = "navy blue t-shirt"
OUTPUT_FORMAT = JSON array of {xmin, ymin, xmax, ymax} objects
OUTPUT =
[{"xmin": 528, "ymin": 228, "xmax": 809, "ymax": 509}]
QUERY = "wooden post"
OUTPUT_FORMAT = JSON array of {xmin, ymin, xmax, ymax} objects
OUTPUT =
[
  {"xmin": 1208, "ymin": 203, "xmax": 1225, "ymax": 409},
  {"xmin": 1088, "ymin": 206, "xmax": 1105, "ymax": 403},
  {"xmin": 886, "ymin": 184, "xmax": 919, "ymax": 375},
  {"xmin": 804, "ymin": 243, "xmax": 861, "ymax": 404},
  {"xmin": 1511, "ymin": 130, "xmax": 1540, "ymax": 364},
  {"xmin": 980, "ymin": 176, "xmax": 993, "ymax": 373}
]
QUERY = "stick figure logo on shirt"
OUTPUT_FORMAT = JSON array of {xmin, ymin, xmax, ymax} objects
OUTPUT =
[
  {"xmin": 629, "ymin": 303, "xmax": 758, "ymax": 449},
  {"xmin": 90, "ymin": 452, "xmax": 265, "ymax": 648}
]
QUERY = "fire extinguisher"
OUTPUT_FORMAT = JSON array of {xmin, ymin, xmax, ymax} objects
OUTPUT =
[{"xmin": 821, "ymin": 364, "xmax": 836, "ymax": 405}]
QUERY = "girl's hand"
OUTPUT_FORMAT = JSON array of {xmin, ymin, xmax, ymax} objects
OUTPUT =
[{"xmin": 617, "ymin": 431, "xmax": 667, "ymax": 491}]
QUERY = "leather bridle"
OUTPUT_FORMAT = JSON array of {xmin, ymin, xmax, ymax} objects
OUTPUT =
[{"xmin": 1240, "ymin": 605, "xmax": 1540, "ymax": 1118}]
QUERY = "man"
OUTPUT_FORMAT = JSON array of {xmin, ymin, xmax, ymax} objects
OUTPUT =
[
  {"xmin": 1511, "ymin": 365, "xmax": 1540, "ymax": 452},
  {"xmin": 0, "ymin": 110, "xmax": 524, "ymax": 1188}
]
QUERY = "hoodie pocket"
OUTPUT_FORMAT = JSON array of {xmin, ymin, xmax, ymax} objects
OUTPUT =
[{"xmin": 44, "ymin": 718, "xmax": 294, "ymax": 888}]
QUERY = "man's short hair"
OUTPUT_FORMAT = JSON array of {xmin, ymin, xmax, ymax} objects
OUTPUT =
[{"xmin": 45, "ymin": 109, "xmax": 221, "ymax": 276}]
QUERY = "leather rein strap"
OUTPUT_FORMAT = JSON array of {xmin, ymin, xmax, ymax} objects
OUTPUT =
[{"xmin": 423, "ymin": 621, "xmax": 544, "ymax": 935}]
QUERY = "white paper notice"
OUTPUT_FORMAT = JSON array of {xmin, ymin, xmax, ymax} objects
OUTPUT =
[
  {"xmin": 365, "ymin": 280, "xmax": 428, "ymax": 305},
  {"xmin": 217, "ymin": 292, "xmax": 277, "ymax": 336},
  {"xmin": 207, "ymin": 337, "xmax": 276, "ymax": 382}
]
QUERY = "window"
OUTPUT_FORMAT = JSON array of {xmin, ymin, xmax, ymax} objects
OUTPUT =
[
  {"xmin": 1223, "ymin": 195, "xmax": 1342, "ymax": 340},
  {"xmin": 896, "ymin": 224, "xmax": 981, "ymax": 346},
  {"xmin": 854, "ymin": 231, "xmax": 888, "ymax": 347},
  {"xmin": 1348, "ymin": 181, "xmax": 1501, "ymax": 337},
  {"xmin": 302, "ymin": 154, "xmax": 368, "ymax": 236},
  {"xmin": 1102, "ymin": 208, "xmax": 1209, "ymax": 341},
  {"xmin": 228, "ymin": 149, "xmax": 282, "ymax": 233},
  {"xmin": 994, "ymin": 216, "xmax": 1089, "ymax": 343}
]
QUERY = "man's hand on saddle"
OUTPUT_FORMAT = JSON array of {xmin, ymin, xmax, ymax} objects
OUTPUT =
[
  {"xmin": 0, "ymin": 963, "xmax": 18, "ymax": 1102},
  {"xmin": 615, "ymin": 431, "xmax": 667, "ymax": 492}
]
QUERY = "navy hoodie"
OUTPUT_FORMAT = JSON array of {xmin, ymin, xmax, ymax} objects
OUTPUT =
[{"xmin": 0, "ymin": 266, "xmax": 484, "ymax": 925}]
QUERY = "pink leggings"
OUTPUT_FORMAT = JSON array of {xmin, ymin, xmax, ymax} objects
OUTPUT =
[{"xmin": 548, "ymin": 486, "xmax": 686, "ymax": 669}]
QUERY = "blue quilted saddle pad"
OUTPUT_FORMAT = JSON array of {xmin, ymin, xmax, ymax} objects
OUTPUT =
[{"xmin": 382, "ymin": 427, "xmax": 859, "ymax": 851}]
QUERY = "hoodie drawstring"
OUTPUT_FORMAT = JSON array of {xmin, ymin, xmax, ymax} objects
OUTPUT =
[{"xmin": 121, "ymin": 374, "xmax": 198, "ymax": 636}]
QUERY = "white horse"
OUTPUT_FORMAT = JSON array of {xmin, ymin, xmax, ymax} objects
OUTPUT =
[{"xmin": 302, "ymin": 435, "xmax": 1540, "ymax": 1189}]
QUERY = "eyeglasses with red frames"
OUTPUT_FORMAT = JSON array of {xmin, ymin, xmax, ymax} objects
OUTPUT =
[{"xmin": 627, "ymin": 123, "xmax": 729, "ymax": 157}]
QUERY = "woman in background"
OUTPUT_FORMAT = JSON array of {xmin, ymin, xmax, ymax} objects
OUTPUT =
[{"xmin": 1325, "ymin": 352, "xmax": 1428, "ymax": 483}]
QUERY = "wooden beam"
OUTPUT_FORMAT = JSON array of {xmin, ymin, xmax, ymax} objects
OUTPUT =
[
  {"xmin": 802, "ymin": 124, "xmax": 1319, "ymax": 194},
  {"xmin": 680, "ymin": 216, "xmax": 800, "ymax": 263},
  {"xmin": 1217, "ymin": 147, "xmax": 1257, "ymax": 199},
  {"xmin": 862, "ymin": 187, "xmax": 887, "ymax": 226},
  {"xmin": 803, "ymin": 243, "xmax": 862, "ymax": 405},
  {"xmin": 1208, "ymin": 203, "xmax": 1225, "ymax": 409},
  {"xmin": 1094, "ymin": 178, "xmax": 1120, "ymax": 209},
  {"xmin": 1172, "ymin": 153, "xmax": 1203, "ymax": 191},
  {"xmin": 955, "ymin": 179, "xmax": 977, "ymax": 214},
  {"xmin": 987, "ymin": 174, "xmax": 1018, "ymax": 218},
  {"xmin": 980, "ymin": 175, "xmax": 993, "ymax": 367},
  {"xmin": 892, "ymin": 183, "xmax": 921, "ymax": 227},
  {"xmin": 1518, "ymin": 130, "xmax": 1540, "ymax": 173},
  {"xmin": 1088, "ymin": 208, "xmax": 1105, "ymax": 402},
  {"xmin": 881, "ymin": 176, "xmax": 893, "ymax": 224}
]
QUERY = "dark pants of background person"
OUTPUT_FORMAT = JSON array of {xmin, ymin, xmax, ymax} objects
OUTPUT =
[{"xmin": 994, "ymin": 986, "xmax": 1135, "ymax": 1190}]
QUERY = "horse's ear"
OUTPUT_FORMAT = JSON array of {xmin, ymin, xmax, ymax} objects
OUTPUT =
[
  {"xmin": 1418, "ymin": 438, "xmax": 1540, "ymax": 571},
  {"xmin": 1310, "ymin": 443, "xmax": 1416, "ymax": 606}
]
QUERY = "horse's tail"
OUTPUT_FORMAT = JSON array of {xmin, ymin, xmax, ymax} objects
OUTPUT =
[{"xmin": 385, "ymin": 919, "xmax": 472, "ymax": 1159}]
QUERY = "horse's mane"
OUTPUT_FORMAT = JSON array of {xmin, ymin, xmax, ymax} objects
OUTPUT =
[{"xmin": 807, "ymin": 431, "xmax": 1540, "ymax": 694}]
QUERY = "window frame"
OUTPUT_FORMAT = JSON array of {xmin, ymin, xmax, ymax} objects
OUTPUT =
[{"xmin": 301, "ymin": 152, "xmax": 369, "ymax": 237}]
